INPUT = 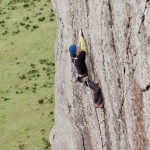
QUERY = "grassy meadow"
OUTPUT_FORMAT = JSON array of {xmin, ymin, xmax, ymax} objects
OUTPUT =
[{"xmin": 0, "ymin": 0, "xmax": 56, "ymax": 149}]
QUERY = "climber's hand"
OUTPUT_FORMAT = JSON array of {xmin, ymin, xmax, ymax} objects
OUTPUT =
[
  {"xmin": 82, "ymin": 76, "xmax": 88, "ymax": 82},
  {"xmin": 71, "ymin": 76, "xmax": 78, "ymax": 83}
]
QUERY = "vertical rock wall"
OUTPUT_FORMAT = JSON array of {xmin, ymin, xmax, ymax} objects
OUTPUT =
[{"xmin": 50, "ymin": 0, "xmax": 150, "ymax": 150}]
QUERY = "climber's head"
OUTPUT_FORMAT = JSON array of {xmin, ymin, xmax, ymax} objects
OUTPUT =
[
  {"xmin": 69, "ymin": 44, "xmax": 81, "ymax": 57},
  {"xmin": 69, "ymin": 44, "xmax": 77, "ymax": 55}
]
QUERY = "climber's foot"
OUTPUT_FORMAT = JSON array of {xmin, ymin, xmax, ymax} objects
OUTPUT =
[{"xmin": 95, "ymin": 101, "xmax": 104, "ymax": 109}]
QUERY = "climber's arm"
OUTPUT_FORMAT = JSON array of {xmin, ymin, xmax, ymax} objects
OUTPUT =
[{"xmin": 77, "ymin": 31, "xmax": 87, "ymax": 52}]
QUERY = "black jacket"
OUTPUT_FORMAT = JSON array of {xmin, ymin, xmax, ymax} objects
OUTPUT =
[{"xmin": 71, "ymin": 51, "xmax": 87, "ymax": 75}]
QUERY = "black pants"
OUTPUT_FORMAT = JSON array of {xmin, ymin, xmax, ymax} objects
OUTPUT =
[{"xmin": 78, "ymin": 77, "xmax": 103, "ymax": 104}]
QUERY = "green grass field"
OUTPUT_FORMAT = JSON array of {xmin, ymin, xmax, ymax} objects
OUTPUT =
[{"xmin": 0, "ymin": 0, "xmax": 56, "ymax": 149}]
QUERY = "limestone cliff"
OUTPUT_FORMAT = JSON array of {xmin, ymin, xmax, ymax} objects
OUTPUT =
[{"xmin": 50, "ymin": 0, "xmax": 150, "ymax": 150}]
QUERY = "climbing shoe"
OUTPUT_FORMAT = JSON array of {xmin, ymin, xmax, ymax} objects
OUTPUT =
[{"xmin": 95, "ymin": 101, "xmax": 104, "ymax": 108}]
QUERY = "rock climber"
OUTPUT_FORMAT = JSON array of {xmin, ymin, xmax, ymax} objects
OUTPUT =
[{"xmin": 69, "ymin": 30, "xmax": 104, "ymax": 108}]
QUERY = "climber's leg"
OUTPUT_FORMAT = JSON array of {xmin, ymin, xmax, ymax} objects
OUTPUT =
[
  {"xmin": 86, "ymin": 79, "xmax": 103, "ymax": 107},
  {"xmin": 77, "ymin": 76, "xmax": 104, "ymax": 108}
]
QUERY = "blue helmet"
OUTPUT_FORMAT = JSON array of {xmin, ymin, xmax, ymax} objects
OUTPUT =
[{"xmin": 69, "ymin": 44, "xmax": 77, "ymax": 55}]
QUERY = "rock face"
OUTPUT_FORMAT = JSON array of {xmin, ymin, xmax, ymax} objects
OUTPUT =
[{"xmin": 50, "ymin": 0, "xmax": 150, "ymax": 150}]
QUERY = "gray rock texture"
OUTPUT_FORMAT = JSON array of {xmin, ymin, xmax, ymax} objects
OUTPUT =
[{"xmin": 50, "ymin": 0, "xmax": 150, "ymax": 150}]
